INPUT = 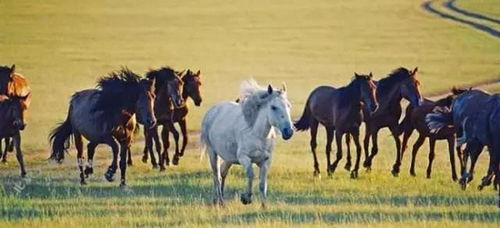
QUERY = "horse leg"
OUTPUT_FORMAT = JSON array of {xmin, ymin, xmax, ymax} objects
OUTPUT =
[
  {"xmin": 401, "ymin": 124, "xmax": 414, "ymax": 163},
  {"xmin": 366, "ymin": 128, "xmax": 380, "ymax": 170},
  {"xmin": 350, "ymin": 129, "xmax": 362, "ymax": 179},
  {"xmin": 127, "ymin": 146, "xmax": 133, "ymax": 166},
  {"xmin": 12, "ymin": 133, "xmax": 26, "ymax": 178},
  {"xmin": 119, "ymin": 142, "xmax": 128, "ymax": 187},
  {"xmin": 345, "ymin": 134, "xmax": 352, "ymax": 171},
  {"xmin": 142, "ymin": 127, "xmax": 149, "ymax": 163},
  {"xmin": 179, "ymin": 119, "xmax": 188, "ymax": 157},
  {"xmin": 257, "ymin": 159, "xmax": 270, "ymax": 209},
  {"xmin": 208, "ymin": 148, "xmax": 223, "ymax": 206},
  {"xmin": 309, "ymin": 119, "xmax": 320, "ymax": 176},
  {"xmin": 325, "ymin": 126, "xmax": 334, "ymax": 176},
  {"xmin": 426, "ymin": 138, "xmax": 436, "ymax": 179},
  {"xmin": 0, "ymin": 138, "xmax": 4, "ymax": 163},
  {"xmin": 409, "ymin": 134, "xmax": 425, "ymax": 177},
  {"xmin": 152, "ymin": 127, "xmax": 162, "ymax": 164},
  {"xmin": 169, "ymin": 123, "xmax": 181, "ymax": 166},
  {"xmin": 160, "ymin": 126, "xmax": 169, "ymax": 171},
  {"xmin": 1, "ymin": 138, "xmax": 9, "ymax": 162},
  {"xmin": 389, "ymin": 124, "xmax": 402, "ymax": 176},
  {"xmin": 104, "ymin": 137, "xmax": 120, "ymax": 182},
  {"xmin": 74, "ymin": 133, "xmax": 85, "ymax": 184},
  {"xmin": 479, "ymin": 145, "xmax": 498, "ymax": 190},
  {"xmin": 330, "ymin": 131, "xmax": 343, "ymax": 175},
  {"xmin": 220, "ymin": 161, "xmax": 232, "ymax": 197},
  {"xmin": 84, "ymin": 142, "xmax": 98, "ymax": 178},
  {"xmin": 238, "ymin": 155, "xmax": 254, "ymax": 205},
  {"xmin": 447, "ymin": 136, "xmax": 458, "ymax": 181},
  {"xmin": 363, "ymin": 126, "xmax": 371, "ymax": 168}
]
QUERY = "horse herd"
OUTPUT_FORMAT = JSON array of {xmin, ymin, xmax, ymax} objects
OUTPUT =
[{"xmin": 0, "ymin": 65, "xmax": 498, "ymax": 207}]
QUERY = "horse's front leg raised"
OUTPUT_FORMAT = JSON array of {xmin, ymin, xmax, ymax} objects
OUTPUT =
[
  {"xmin": 258, "ymin": 159, "xmax": 270, "ymax": 209},
  {"xmin": 239, "ymin": 155, "xmax": 254, "ymax": 205},
  {"xmin": 104, "ymin": 137, "xmax": 120, "ymax": 182}
]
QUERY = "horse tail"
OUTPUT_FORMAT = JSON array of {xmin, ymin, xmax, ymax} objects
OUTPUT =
[
  {"xmin": 49, "ymin": 109, "xmax": 73, "ymax": 163},
  {"xmin": 425, "ymin": 106, "xmax": 453, "ymax": 133},
  {"xmin": 294, "ymin": 97, "xmax": 312, "ymax": 131},
  {"xmin": 398, "ymin": 105, "xmax": 413, "ymax": 136}
]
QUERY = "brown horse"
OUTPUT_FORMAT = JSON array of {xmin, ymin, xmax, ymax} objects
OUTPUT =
[
  {"xmin": 399, "ymin": 88, "xmax": 466, "ymax": 181},
  {"xmin": 140, "ymin": 67, "xmax": 184, "ymax": 171},
  {"xmin": 159, "ymin": 69, "xmax": 203, "ymax": 162},
  {"xmin": 294, "ymin": 73, "xmax": 378, "ymax": 178},
  {"xmin": 362, "ymin": 67, "xmax": 422, "ymax": 176},
  {"xmin": 49, "ymin": 68, "xmax": 157, "ymax": 186},
  {"xmin": 0, "ymin": 65, "xmax": 31, "ymax": 173}
]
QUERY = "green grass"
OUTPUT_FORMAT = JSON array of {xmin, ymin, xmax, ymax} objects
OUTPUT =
[{"xmin": 0, "ymin": 0, "xmax": 499, "ymax": 227}]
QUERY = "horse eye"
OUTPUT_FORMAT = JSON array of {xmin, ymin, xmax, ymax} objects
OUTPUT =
[{"xmin": 271, "ymin": 106, "xmax": 277, "ymax": 111}]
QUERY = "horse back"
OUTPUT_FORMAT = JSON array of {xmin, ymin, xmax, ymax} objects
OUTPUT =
[{"xmin": 307, "ymin": 86, "xmax": 337, "ymax": 125}]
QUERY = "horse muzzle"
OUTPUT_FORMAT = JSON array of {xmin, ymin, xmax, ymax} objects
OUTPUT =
[
  {"xmin": 281, "ymin": 127, "xmax": 294, "ymax": 140},
  {"xmin": 174, "ymin": 98, "xmax": 184, "ymax": 108},
  {"xmin": 13, "ymin": 120, "xmax": 26, "ymax": 131},
  {"xmin": 194, "ymin": 98, "xmax": 202, "ymax": 107}
]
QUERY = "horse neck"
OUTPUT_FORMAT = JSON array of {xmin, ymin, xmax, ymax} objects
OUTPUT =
[
  {"xmin": 376, "ymin": 81, "xmax": 402, "ymax": 111},
  {"xmin": 339, "ymin": 80, "xmax": 362, "ymax": 109},
  {"xmin": 251, "ymin": 105, "xmax": 273, "ymax": 139}
]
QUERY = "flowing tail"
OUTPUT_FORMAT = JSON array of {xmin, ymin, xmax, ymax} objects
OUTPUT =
[
  {"xmin": 49, "ymin": 111, "xmax": 73, "ymax": 163},
  {"xmin": 425, "ymin": 106, "xmax": 453, "ymax": 133},
  {"xmin": 294, "ymin": 97, "xmax": 312, "ymax": 131}
]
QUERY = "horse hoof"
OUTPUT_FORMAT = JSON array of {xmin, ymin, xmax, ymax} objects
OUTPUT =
[
  {"xmin": 84, "ymin": 167, "xmax": 94, "ymax": 177},
  {"xmin": 240, "ymin": 193, "xmax": 252, "ymax": 205},
  {"xmin": 80, "ymin": 180, "xmax": 87, "ymax": 185},
  {"xmin": 313, "ymin": 170, "xmax": 320, "ymax": 177},
  {"xmin": 391, "ymin": 170, "xmax": 399, "ymax": 177},
  {"xmin": 1, "ymin": 159, "xmax": 6, "ymax": 164},
  {"xmin": 363, "ymin": 160, "xmax": 371, "ymax": 168},
  {"xmin": 21, "ymin": 172, "xmax": 27, "ymax": 178},
  {"xmin": 142, "ymin": 156, "xmax": 148, "ymax": 163},
  {"xmin": 452, "ymin": 176, "xmax": 458, "ymax": 182},
  {"xmin": 478, "ymin": 185, "xmax": 484, "ymax": 191},
  {"xmin": 159, "ymin": 166, "xmax": 166, "ymax": 172},
  {"xmin": 426, "ymin": 174, "xmax": 431, "ymax": 179},
  {"xmin": 365, "ymin": 167, "xmax": 371, "ymax": 173},
  {"xmin": 127, "ymin": 161, "xmax": 133, "ymax": 167},
  {"xmin": 459, "ymin": 180, "xmax": 467, "ymax": 190},
  {"xmin": 344, "ymin": 163, "xmax": 352, "ymax": 171},
  {"xmin": 410, "ymin": 171, "xmax": 416, "ymax": 177},
  {"xmin": 152, "ymin": 164, "xmax": 158, "ymax": 169},
  {"xmin": 119, "ymin": 182, "xmax": 127, "ymax": 188},
  {"xmin": 350, "ymin": 171, "xmax": 358, "ymax": 179},
  {"xmin": 165, "ymin": 160, "xmax": 170, "ymax": 166},
  {"xmin": 173, "ymin": 157, "xmax": 179, "ymax": 166},
  {"xmin": 104, "ymin": 173, "xmax": 114, "ymax": 182}
]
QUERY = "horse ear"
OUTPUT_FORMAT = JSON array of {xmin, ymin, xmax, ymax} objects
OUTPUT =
[
  {"xmin": 354, "ymin": 72, "xmax": 359, "ymax": 77},
  {"xmin": 10, "ymin": 64, "xmax": 15, "ymax": 76},
  {"xmin": 369, "ymin": 72, "xmax": 373, "ymax": 78},
  {"xmin": 150, "ymin": 77, "xmax": 156, "ymax": 88},
  {"xmin": 177, "ymin": 70, "xmax": 186, "ymax": 77},
  {"xmin": 412, "ymin": 67, "xmax": 418, "ymax": 76},
  {"xmin": 267, "ymin": 85, "xmax": 273, "ymax": 94},
  {"xmin": 281, "ymin": 82, "xmax": 287, "ymax": 92},
  {"xmin": 196, "ymin": 70, "xmax": 200, "ymax": 76}
]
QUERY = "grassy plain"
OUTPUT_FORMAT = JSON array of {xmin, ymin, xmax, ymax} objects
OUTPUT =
[{"xmin": 0, "ymin": 0, "xmax": 499, "ymax": 227}]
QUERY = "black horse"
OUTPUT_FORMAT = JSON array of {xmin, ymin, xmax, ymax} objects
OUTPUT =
[{"xmin": 49, "ymin": 68, "xmax": 157, "ymax": 186}]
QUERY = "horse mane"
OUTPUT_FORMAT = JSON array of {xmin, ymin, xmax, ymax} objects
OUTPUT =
[
  {"xmin": 92, "ymin": 68, "xmax": 142, "ymax": 113},
  {"xmin": 377, "ymin": 67, "xmax": 412, "ymax": 94},
  {"xmin": 239, "ymin": 79, "xmax": 280, "ymax": 127},
  {"xmin": 145, "ymin": 67, "xmax": 181, "ymax": 92},
  {"xmin": 338, "ymin": 75, "xmax": 371, "ymax": 107},
  {"xmin": 0, "ymin": 65, "xmax": 13, "ymax": 95}
]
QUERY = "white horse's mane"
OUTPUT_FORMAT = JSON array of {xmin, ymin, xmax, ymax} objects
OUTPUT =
[{"xmin": 239, "ymin": 79, "xmax": 282, "ymax": 127}]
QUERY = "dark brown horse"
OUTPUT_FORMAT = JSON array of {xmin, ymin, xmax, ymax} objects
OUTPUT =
[
  {"xmin": 0, "ymin": 65, "xmax": 31, "ymax": 174},
  {"xmin": 49, "ymin": 68, "xmax": 157, "ymax": 186},
  {"xmin": 426, "ymin": 89, "xmax": 500, "ymax": 207},
  {"xmin": 295, "ymin": 73, "xmax": 378, "ymax": 178},
  {"xmin": 140, "ymin": 67, "xmax": 184, "ymax": 171},
  {"xmin": 160, "ymin": 69, "xmax": 202, "ymax": 161},
  {"xmin": 362, "ymin": 67, "xmax": 422, "ymax": 176},
  {"xmin": 399, "ymin": 88, "xmax": 466, "ymax": 181}
]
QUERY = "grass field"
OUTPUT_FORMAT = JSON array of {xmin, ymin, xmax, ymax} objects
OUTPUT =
[{"xmin": 0, "ymin": 0, "xmax": 499, "ymax": 227}]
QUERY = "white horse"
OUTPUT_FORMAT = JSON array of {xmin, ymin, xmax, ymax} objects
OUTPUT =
[{"xmin": 201, "ymin": 79, "xmax": 294, "ymax": 207}]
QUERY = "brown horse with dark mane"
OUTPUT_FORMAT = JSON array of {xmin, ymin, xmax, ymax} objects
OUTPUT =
[
  {"xmin": 399, "ymin": 88, "xmax": 466, "ymax": 181},
  {"xmin": 49, "ymin": 68, "xmax": 157, "ymax": 186},
  {"xmin": 294, "ymin": 73, "xmax": 378, "ymax": 178},
  {"xmin": 140, "ymin": 67, "xmax": 184, "ymax": 171},
  {"xmin": 362, "ymin": 67, "xmax": 422, "ymax": 176},
  {"xmin": 0, "ymin": 65, "xmax": 31, "ymax": 176},
  {"xmin": 159, "ymin": 69, "xmax": 203, "ymax": 160}
]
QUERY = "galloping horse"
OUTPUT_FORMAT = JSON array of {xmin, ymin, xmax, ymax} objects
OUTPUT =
[
  {"xmin": 399, "ymin": 88, "xmax": 466, "ymax": 181},
  {"xmin": 161, "ymin": 69, "xmax": 203, "ymax": 160},
  {"xmin": 201, "ymin": 80, "xmax": 293, "ymax": 207},
  {"xmin": 294, "ymin": 73, "xmax": 378, "ymax": 178},
  {"xmin": 141, "ymin": 67, "xmax": 184, "ymax": 171},
  {"xmin": 49, "ymin": 68, "xmax": 157, "ymax": 186},
  {"xmin": 426, "ymin": 89, "xmax": 500, "ymax": 207},
  {"xmin": 362, "ymin": 67, "xmax": 422, "ymax": 176},
  {"xmin": 0, "ymin": 65, "xmax": 31, "ymax": 176}
]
